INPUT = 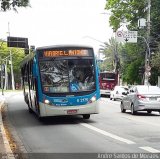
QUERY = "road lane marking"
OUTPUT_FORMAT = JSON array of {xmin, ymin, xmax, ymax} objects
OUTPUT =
[
  {"xmin": 139, "ymin": 146, "xmax": 160, "ymax": 153},
  {"xmin": 81, "ymin": 123, "xmax": 135, "ymax": 144}
]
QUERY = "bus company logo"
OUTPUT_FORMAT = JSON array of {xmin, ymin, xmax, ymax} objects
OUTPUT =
[
  {"xmin": 54, "ymin": 98, "xmax": 68, "ymax": 103},
  {"xmin": 62, "ymin": 98, "xmax": 68, "ymax": 103},
  {"xmin": 43, "ymin": 49, "xmax": 89, "ymax": 57}
]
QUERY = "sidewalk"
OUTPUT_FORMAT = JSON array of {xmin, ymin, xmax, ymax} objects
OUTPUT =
[
  {"xmin": 0, "ymin": 95, "xmax": 7, "ymax": 156},
  {"xmin": 0, "ymin": 94, "xmax": 15, "ymax": 159}
]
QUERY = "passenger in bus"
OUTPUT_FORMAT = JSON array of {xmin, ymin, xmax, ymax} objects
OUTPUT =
[{"xmin": 70, "ymin": 69, "xmax": 85, "ymax": 92}]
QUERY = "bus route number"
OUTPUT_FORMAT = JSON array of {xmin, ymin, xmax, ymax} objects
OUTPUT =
[{"xmin": 77, "ymin": 98, "xmax": 88, "ymax": 103}]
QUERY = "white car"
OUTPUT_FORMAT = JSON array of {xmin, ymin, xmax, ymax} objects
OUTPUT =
[{"xmin": 110, "ymin": 86, "xmax": 128, "ymax": 101}]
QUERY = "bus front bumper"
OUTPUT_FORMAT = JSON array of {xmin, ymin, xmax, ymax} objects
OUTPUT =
[{"xmin": 39, "ymin": 100, "xmax": 100, "ymax": 117}]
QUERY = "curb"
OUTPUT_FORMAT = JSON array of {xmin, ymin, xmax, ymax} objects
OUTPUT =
[{"xmin": 0, "ymin": 101, "xmax": 15, "ymax": 159}]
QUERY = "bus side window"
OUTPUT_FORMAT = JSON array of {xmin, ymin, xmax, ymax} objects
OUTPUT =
[{"xmin": 33, "ymin": 57, "xmax": 37, "ymax": 76}]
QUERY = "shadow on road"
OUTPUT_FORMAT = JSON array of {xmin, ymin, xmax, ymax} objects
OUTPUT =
[
  {"xmin": 124, "ymin": 111, "xmax": 160, "ymax": 117},
  {"xmin": 38, "ymin": 115, "xmax": 97, "ymax": 125}
]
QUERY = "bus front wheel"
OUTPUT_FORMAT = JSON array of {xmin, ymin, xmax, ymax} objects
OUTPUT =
[
  {"xmin": 83, "ymin": 114, "xmax": 90, "ymax": 119},
  {"xmin": 28, "ymin": 106, "xmax": 33, "ymax": 113}
]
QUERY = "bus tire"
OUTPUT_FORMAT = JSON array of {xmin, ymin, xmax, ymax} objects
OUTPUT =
[
  {"xmin": 38, "ymin": 116, "xmax": 46, "ymax": 122},
  {"xmin": 83, "ymin": 114, "xmax": 90, "ymax": 119},
  {"xmin": 28, "ymin": 105, "xmax": 33, "ymax": 113}
]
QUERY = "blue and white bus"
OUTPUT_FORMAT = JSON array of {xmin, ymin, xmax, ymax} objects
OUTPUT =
[{"xmin": 21, "ymin": 45, "xmax": 100, "ymax": 119}]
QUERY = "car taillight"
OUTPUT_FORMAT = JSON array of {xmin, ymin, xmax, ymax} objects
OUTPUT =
[{"xmin": 137, "ymin": 94, "xmax": 146, "ymax": 99}]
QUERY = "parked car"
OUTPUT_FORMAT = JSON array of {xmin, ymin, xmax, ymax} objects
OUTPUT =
[
  {"xmin": 110, "ymin": 86, "xmax": 128, "ymax": 101},
  {"xmin": 120, "ymin": 85, "xmax": 160, "ymax": 115}
]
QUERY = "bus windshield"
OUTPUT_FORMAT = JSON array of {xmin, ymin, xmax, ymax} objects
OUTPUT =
[{"xmin": 39, "ymin": 59, "xmax": 96, "ymax": 93}]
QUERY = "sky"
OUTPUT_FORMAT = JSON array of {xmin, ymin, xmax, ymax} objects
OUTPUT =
[{"xmin": 0, "ymin": 0, "xmax": 113, "ymax": 55}]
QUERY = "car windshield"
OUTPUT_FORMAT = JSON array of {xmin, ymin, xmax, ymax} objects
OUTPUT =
[
  {"xmin": 137, "ymin": 86, "xmax": 160, "ymax": 94},
  {"xmin": 39, "ymin": 59, "xmax": 96, "ymax": 93},
  {"xmin": 118, "ymin": 87, "xmax": 128, "ymax": 93}
]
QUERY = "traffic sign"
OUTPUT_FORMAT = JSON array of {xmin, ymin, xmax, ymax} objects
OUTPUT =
[
  {"xmin": 116, "ymin": 30, "xmax": 137, "ymax": 43},
  {"xmin": 7, "ymin": 36, "xmax": 28, "ymax": 48}
]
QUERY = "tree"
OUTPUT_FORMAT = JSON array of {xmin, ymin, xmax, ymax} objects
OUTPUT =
[
  {"xmin": 105, "ymin": 0, "xmax": 160, "ymax": 85},
  {"xmin": 149, "ymin": 43, "xmax": 160, "ymax": 85},
  {"xmin": 0, "ymin": 40, "xmax": 25, "ymax": 89},
  {"xmin": 99, "ymin": 37, "xmax": 122, "ymax": 72},
  {"xmin": 0, "ymin": 0, "xmax": 30, "ymax": 12},
  {"xmin": 105, "ymin": 0, "xmax": 146, "ymax": 31}
]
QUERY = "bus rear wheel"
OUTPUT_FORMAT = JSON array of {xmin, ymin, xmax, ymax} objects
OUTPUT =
[
  {"xmin": 83, "ymin": 114, "xmax": 90, "ymax": 119},
  {"xmin": 27, "ymin": 103, "xmax": 33, "ymax": 113}
]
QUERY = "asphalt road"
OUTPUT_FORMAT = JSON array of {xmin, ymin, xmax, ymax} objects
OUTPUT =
[{"xmin": 3, "ymin": 91, "xmax": 160, "ymax": 158}]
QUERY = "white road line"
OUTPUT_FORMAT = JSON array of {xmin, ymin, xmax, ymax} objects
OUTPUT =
[
  {"xmin": 81, "ymin": 123, "xmax": 135, "ymax": 144},
  {"xmin": 139, "ymin": 146, "xmax": 160, "ymax": 153}
]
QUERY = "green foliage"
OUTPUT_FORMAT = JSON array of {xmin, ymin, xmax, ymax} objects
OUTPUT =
[
  {"xmin": 0, "ymin": 40, "xmax": 25, "ymax": 83},
  {"xmin": 151, "ymin": 53, "xmax": 160, "ymax": 69},
  {"xmin": 150, "ymin": 43, "xmax": 160, "ymax": 85},
  {"xmin": 119, "ymin": 42, "xmax": 144, "ymax": 84},
  {"xmin": 105, "ymin": 0, "xmax": 160, "ymax": 85},
  {"xmin": 0, "ymin": 0, "xmax": 30, "ymax": 12},
  {"xmin": 105, "ymin": 0, "xmax": 146, "ymax": 30},
  {"xmin": 99, "ymin": 37, "xmax": 122, "ymax": 72},
  {"xmin": 122, "ymin": 59, "xmax": 142, "ymax": 85}
]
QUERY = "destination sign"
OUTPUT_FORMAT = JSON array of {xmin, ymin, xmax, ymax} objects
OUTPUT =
[{"xmin": 43, "ymin": 49, "xmax": 90, "ymax": 57}]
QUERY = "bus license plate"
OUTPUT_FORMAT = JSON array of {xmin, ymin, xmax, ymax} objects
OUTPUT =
[{"xmin": 67, "ymin": 109, "xmax": 77, "ymax": 114}]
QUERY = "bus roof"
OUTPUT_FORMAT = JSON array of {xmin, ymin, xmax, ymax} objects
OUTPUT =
[{"xmin": 36, "ymin": 44, "xmax": 93, "ymax": 51}]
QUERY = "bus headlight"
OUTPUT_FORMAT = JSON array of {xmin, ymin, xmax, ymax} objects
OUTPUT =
[
  {"xmin": 44, "ymin": 99, "xmax": 50, "ymax": 104},
  {"xmin": 88, "ymin": 95, "xmax": 96, "ymax": 103}
]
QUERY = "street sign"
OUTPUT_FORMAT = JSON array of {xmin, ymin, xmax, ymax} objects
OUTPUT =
[
  {"xmin": 116, "ymin": 30, "xmax": 137, "ymax": 43},
  {"xmin": 116, "ymin": 31, "xmax": 124, "ymax": 42},
  {"xmin": 7, "ymin": 36, "xmax": 28, "ymax": 48}
]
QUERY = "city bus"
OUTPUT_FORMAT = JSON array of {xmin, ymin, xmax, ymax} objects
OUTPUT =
[
  {"xmin": 99, "ymin": 71, "xmax": 118, "ymax": 97},
  {"xmin": 21, "ymin": 45, "xmax": 100, "ymax": 120}
]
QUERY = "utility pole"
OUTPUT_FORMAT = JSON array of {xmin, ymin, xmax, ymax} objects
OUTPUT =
[
  {"xmin": 144, "ymin": 0, "xmax": 151, "ymax": 85},
  {"xmin": 0, "ymin": 40, "xmax": 5, "ymax": 95},
  {"xmin": 8, "ymin": 22, "xmax": 15, "ymax": 90},
  {"xmin": 0, "ymin": 57, "xmax": 4, "ymax": 95},
  {"xmin": 4, "ymin": 59, "xmax": 8, "ymax": 90},
  {"xmin": 10, "ymin": 50, "xmax": 15, "ymax": 90}
]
